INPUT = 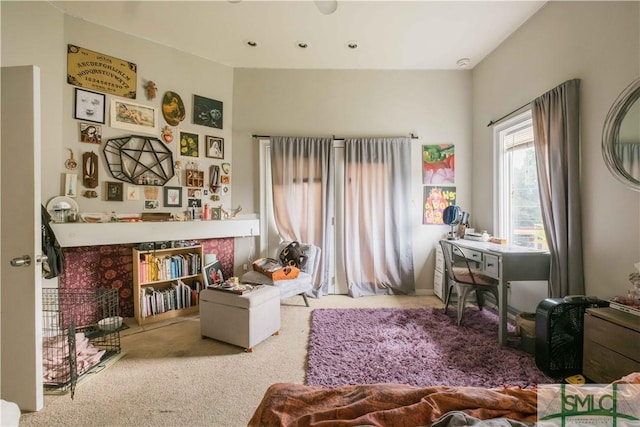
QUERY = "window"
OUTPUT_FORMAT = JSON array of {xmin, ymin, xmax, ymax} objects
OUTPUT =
[{"xmin": 494, "ymin": 111, "xmax": 548, "ymax": 250}]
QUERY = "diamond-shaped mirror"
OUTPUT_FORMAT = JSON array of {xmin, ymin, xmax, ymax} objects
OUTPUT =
[{"xmin": 103, "ymin": 135, "xmax": 174, "ymax": 186}]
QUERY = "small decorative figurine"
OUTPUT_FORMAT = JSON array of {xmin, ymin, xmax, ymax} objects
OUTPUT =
[
  {"xmin": 174, "ymin": 160, "xmax": 183, "ymax": 185},
  {"xmin": 145, "ymin": 80, "xmax": 158, "ymax": 100},
  {"xmin": 161, "ymin": 125, "xmax": 173, "ymax": 143}
]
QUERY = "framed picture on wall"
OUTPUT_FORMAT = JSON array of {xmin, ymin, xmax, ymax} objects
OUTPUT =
[
  {"xmin": 106, "ymin": 182, "xmax": 124, "ymax": 201},
  {"xmin": 193, "ymin": 95, "xmax": 223, "ymax": 129},
  {"xmin": 205, "ymin": 136, "xmax": 224, "ymax": 159},
  {"xmin": 79, "ymin": 122, "xmax": 102, "ymax": 144},
  {"xmin": 163, "ymin": 186, "xmax": 182, "ymax": 207},
  {"xmin": 74, "ymin": 88, "xmax": 106, "ymax": 124},
  {"xmin": 110, "ymin": 99, "xmax": 158, "ymax": 134},
  {"xmin": 179, "ymin": 131, "xmax": 200, "ymax": 157}
]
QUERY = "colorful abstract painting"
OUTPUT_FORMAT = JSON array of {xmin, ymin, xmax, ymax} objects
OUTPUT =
[
  {"xmin": 423, "ymin": 144, "xmax": 455, "ymax": 184},
  {"xmin": 423, "ymin": 186, "xmax": 456, "ymax": 225}
]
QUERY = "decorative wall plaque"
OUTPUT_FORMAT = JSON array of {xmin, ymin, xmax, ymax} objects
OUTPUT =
[
  {"xmin": 67, "ymin": 44, "xmax": 137, "ymax": 99},
  {"xmin": 103, "ymin": 136, "xmax": 174, "ymax": 186}
]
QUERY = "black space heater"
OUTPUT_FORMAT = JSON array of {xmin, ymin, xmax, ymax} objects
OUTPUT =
[{"xmin": 535, "ymin": 296, "xmax": 609, "ymax": 378}]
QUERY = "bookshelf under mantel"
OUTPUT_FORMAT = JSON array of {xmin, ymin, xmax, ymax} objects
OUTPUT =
[{"xmin": 50, "ymin": 218, "xmax": 259, "ymax": 248}]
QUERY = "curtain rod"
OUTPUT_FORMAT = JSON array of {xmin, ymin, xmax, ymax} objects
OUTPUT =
[
  {"xmin": 486, "ymin": 102, "xmax": 531, "ymax": 127},
  {"xmin": 252, "ymin": 133, "xmax": 419, "ymax": 140}
]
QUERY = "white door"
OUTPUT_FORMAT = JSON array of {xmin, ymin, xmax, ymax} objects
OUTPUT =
[{"xmin": 1, "ymin": 65, "xmax": 44, "ymax": 411}]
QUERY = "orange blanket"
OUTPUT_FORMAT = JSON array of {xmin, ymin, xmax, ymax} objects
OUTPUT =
[{"xmin": 249, "ymin": 373, "xmax": 640, "ymax": 427}]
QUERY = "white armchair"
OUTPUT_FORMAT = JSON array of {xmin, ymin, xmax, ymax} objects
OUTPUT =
[{"xmin": 241, "ymin": 243, "xmax": 321, "ymax": 307}]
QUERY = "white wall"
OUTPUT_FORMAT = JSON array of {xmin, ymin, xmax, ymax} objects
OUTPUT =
[
  {"xmin": 1, "ymin": 1, "xmax": 64, "ymax": 203},
  {"xmin": 3, "ymin": 4, "xmax": 235, "ymax": 215},
  {"xmin": 61, "ymin": 16, "xmax": 234, "ymax": 215},
  {"xmin": 472, "ymin": 1, "xmax": 640, "ymax": 299},
  {"xmin": 232, "ymin": 69, "xmax": 472, "ymax": 293},
  {"xmin": 2, "ymin": 2, "xmax": 243, "ymax": 271}
]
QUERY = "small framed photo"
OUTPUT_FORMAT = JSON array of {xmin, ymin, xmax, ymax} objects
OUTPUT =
[
  {"xmin": 74, "ymin": 88, "xmax": 105, "ymax": 124},
  {"xmin": 179, "ymin": 131, "xmax": 200, "ymax": 157},
  {"xmin": 65, "ymin": 173, "xmax": 78, "ymax": 198},
  {"xmin": 106, "ymin": 181, "xmax": 123, "ymax": 201},
  {"xmin": 79, "ymin": 123, "xmax": 102, "ymax": 144},
  {"xmin": 110, "ymin": 99, "xmax": 158, "ymax": 134},
  {"xmin": 163, "ymin": 186, "xmax": 182, "ymax": 207},
  {"xmin": 126, "ymin": 185, "xmax": 140, "ymax": 201},
  {"xmin": 204, "ymin": 260, "xmax": 224, "ymax": 287},
  {"xmin": 205, "ymin": 136, "xmax": 224, "ymax": 159},
  {"xmin": 211, "ymin": 207, "xmax": 222, "ymax": 220}
]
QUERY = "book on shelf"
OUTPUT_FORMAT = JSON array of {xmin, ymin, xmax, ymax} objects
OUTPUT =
[
  {"xmin": 140, "ymin": 279, "xmax": 205, "ymax": 318},
  {"xmin": 138, "ymin": 251, "xmax": 201, "ymax": 283}
]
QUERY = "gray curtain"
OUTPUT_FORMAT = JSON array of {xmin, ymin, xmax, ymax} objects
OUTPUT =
[
  {"xmin": 531, "ymin": 79, "xmax": 584, "ymax": 297},
  {"xmin": 343, "ymin": 137, "xmax": 415, "ymax": 297},
  {"xmin": 270, "ymin": 136, "xmax": 333, "ymax": 297}
]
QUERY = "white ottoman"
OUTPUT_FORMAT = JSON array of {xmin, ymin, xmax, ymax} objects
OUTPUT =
[{"xmin": 200, "ymin": 285, "xmax": 280, "ymax": 351}]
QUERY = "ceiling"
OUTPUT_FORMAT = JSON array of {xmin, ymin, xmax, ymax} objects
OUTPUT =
[{"xmin": 51, "ymin": 0, "xmax": 547, "ymax": 70}]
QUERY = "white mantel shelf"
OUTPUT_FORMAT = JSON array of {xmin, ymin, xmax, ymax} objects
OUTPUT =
[{"xmin": 51, "ymin": 218, "xmax": 259, "ymax": 248}]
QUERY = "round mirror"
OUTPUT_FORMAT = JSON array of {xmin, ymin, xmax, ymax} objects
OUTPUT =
[
  {"xmin": 602, "ymin": 78, "xmax": 640, "ymax": 192},
  {"xmin": 443, "ymin": 205, "xmax": 462, "ymax": 240}
]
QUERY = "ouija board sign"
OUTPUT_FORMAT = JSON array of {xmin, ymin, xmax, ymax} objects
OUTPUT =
[{"xmin": 67, "ymin": 44, "xmax": 137, "ymax": 99}]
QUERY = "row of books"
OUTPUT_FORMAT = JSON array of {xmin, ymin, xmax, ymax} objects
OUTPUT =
[
  {"xmin": 140, "ymin": 279, "xmax": 204, "ymax": 318},
  {"xmin": 138, "ymin": 252, "xmax": 201, "ymax": 283}
]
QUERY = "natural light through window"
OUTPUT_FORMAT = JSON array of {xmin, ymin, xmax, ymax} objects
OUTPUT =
[{"xmin": 495, "ymin": 111, "xmax": 548, "ymax": 250}]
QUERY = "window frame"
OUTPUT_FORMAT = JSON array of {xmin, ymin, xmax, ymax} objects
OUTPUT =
[{"xmin": 493, "ymin": 110, "xmax": 546, "ymax": 249}]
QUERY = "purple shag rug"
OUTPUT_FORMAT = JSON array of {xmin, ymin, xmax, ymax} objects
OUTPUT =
[{"xmin": 306, "ymin": 307, "xmax": 554, "ymax": 388}]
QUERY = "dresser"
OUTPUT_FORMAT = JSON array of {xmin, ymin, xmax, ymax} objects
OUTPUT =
[{"xmin": 583, "ymin": 307, "xmax": 640, "ymax": 383}]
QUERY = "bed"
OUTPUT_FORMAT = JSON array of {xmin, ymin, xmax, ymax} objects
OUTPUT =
[{"xmin": 248, "ymin": 372, "xmax": 640, "ymax": 426}]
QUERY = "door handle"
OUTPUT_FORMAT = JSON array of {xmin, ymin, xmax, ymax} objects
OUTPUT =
[
  {"xmin": 9, "ymin": 254, "xmax": 47, "ymax": 267},
  {"xmin": 10, "ymin": 255, "xmax": 32, "ymax": 267}
]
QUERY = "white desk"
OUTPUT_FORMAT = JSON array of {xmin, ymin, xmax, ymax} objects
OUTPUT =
[{"xmin": 441, "ymin": 239, "xmax": 550, "ymax": 345}]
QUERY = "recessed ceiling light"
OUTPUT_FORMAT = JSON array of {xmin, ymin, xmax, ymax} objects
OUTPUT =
[
  {"xmin": 346, "ymin": 41, "xmax": 358, "ymax": 50},
  {"xmin": 245, "ymin": 40, "xmax": 259, "ymax": 48},
  {"xmin": 456, "ymin": 58, "xmax": 471, "ymax": 68},
  {"xmin": 297, "ymin": 42, "xmax": 309, "ymax": 49}
]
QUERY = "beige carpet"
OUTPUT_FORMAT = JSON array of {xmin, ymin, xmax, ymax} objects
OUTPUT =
[{"xmin": 19, "ymin": 294, "xmax": 443, "ymax": 427}]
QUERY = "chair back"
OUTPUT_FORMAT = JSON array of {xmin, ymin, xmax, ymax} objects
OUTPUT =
[{"xmin": 439, "ymin": 240, "xmax": 478, "ymax": 285}]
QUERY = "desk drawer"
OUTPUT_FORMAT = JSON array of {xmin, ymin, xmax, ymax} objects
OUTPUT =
[
  {"xmin": 483, "ymin": 254, "xmax": 499, "ymax": 277},
  {"xmin": 433, "ymin": 269, "xmax": 445, "ymax": 300},
  {"xmin": 452, "ymin": 246, "xmax": 483, "ymax": 263},
  {"xmin": 435, "ymin": 245, "xmax": 444, "ymax": 273}
]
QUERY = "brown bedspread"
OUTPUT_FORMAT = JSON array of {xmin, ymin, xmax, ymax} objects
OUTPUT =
[
  {"xmin": 249, "ymin": 382, "xmax": 538, "ymax": 426},
  {"xmin": 248, "ymin": 373, "xmax": 640, "ymax": 427}
]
